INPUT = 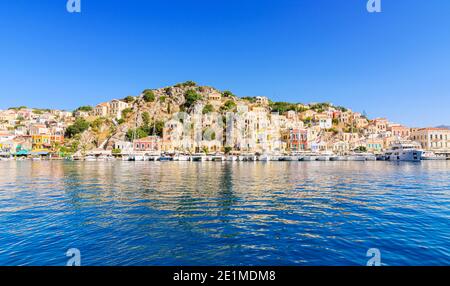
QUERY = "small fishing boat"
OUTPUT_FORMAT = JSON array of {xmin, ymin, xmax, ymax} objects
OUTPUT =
[
  {"xmin": 364, "ymin": 153, "xmax": 377, "ymax": 161},
  {"xmin": 211, "ymin": 154, "xmax": 225, "ymax": 162},
  {"xmin": 279, "ymin": 156, "xmax": 294, "ymax": 161},
  {"xmin": 226, "ymin": 155, "xmax": 238, "ymax": 161},
  {"xmin": 376, "ymin": 154, "xmax": 386, "ymax": 161},
  {"xmin": 191, "ymin": 153, "xmax": 206, "ymax": 162},
  {"xmin": 347, "ymin": 154, "xmax": 366, "ymax": 161},
  {"xmin": 174, "ymin": 154, "xmax": 190, "ymax": 161},
  {"xmin": 240, "ymin": 153, "xmax": 257, "ymax": 162},
  {"xmin": 330, "ymin": 155, "xmax": 347, "ymax": 161},
  {"xmin": 300, "ymin": 154, "xmax": 318, "ymax": 161},
  {"xmin": 159, "ymin": 155, "xmax": 173, "ymax": 162}
]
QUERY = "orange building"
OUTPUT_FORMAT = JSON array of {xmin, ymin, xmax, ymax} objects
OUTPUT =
[{"xmin": 32, "ymin": 134, "xmax": 64, "ymax": 151}]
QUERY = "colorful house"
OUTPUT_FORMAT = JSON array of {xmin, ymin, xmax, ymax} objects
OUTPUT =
[
  {"xmin": 32, "ymin": 134, "xmax": 64, "ymax": 152},
  {"xmin": 282, "ymin": 128, "xmax": 308, "ymax": 152},
  {"xmin": 133, "ymin": 136, "xmax": 161, "ymax": 152}
]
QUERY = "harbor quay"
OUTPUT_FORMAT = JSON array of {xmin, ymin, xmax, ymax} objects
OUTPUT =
[{"xmin": 1, "ymin": 83, "xmax": 449, "ymax": 163}]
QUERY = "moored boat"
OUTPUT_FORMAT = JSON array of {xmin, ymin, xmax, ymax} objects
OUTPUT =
[
  {"xmin": 330, "ymin": 155, "xmax": 347, "ymax": 161},
  {"xmin": 174, "ymin": 154, "xmax": 190, "ymax": 161},
  {"xmin": 191, "ymin": 153, "xmax": 206, "ymax": 162},
  {"xmin": 159, "ymin": 155, "xmax": 173, "ymax": 161},
  {"xmin": 422, "ymin": 151, "xmax": 446, "ymax": 160},
  {"xmin": 259, "ymin": 154, "xmax": 271, "ymax": 162},
  {"xmin": 347, "ymin": 153, "xmax": 366, "ymax": 161},
  {"xmin": 384, "ymin": 141, "xmax": 423, "ymax": 162},
  {"xmin": 84, "ymin": 155, "xmax": 97, "ymax": 162},
  {"xmin": 225, "ymin": 155, "xmax": 238, "ymax": 161},
  {"xmin": 240, "ymin": 153, "xmax": 257, "ymax": 162},
  {"xmin": 363, "ymin": 153, "xmax": 377, "ymax": 161}
]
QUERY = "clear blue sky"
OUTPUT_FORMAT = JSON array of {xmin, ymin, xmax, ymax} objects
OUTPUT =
[{"xmin": 0, "ymin": 0, "xmax": 449, "ymax": 127}]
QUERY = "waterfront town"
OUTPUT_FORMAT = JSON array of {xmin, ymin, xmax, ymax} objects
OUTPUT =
[{"xmin": 1, "ymin": 82, "xmax": 449, "ymax": 161}]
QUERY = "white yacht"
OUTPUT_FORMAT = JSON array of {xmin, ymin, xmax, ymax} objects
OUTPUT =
[
  {"xmin": 384, "ymin": 141, "xmax": 423, "ymax": 162},
  {"xmin": 347, "ymin": 153, "xmax": 367, "ymax": 161},
  {"xmin": 316, "ymin": 151, "xmax": 334, "ymax": 161},
  {"xmin": 225, "ymin": 155, "xmax": 238, "ymax": 161},
  {"xmin": 330, "ymin": 154, "xmax": 347, "ymax": 161},
  {"xmin": 259, "ymin": 154, "xmax": 271, "ymax": 162},
  {"xmin": 422, "ymin": 151, "xmax": 446, "ymax": 161},
  {"xmin": 84, "ymin": 155, "xmax": 97, "ymax": 162},
  {"xmin": 191, "ymin": 153, "xmax": 207, "ymax": 162},
  {"xmin": 301, "ymin": 153, "xmax": 318, "ymax": 161},
  {"xmin": 174, "ymin": 154, "xmax": 190, "ymax": 161},
  {"xmin": 364, "ymin": 153, "xmax": 377, "ymax": 161}
]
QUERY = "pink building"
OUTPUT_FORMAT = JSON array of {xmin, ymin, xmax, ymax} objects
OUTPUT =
[
  {"xmin": 133, "ymin": 136, "xmax": 161, "ymax": 152},
  {"xmin": 389, "ymin": 125, "xmax": 411, "ymax": 138}
]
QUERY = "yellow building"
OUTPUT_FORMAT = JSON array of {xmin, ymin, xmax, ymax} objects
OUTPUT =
[
  {"xmin": 32, "ymin": 135, "xmax": 64, "ymax": 152},
  {"xmin": 32, "ymin": 135, "xmax": 51, "ymax": 151}
]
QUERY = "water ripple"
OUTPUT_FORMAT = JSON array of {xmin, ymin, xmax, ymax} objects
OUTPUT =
[{"xmin": 0, "ymin": 160, "xmax": 449, "ymax": 265}]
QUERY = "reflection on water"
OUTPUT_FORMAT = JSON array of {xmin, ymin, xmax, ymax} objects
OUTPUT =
[{"xmin": 0, "ymin": 161, "xmax": 449, "ymax": 265}]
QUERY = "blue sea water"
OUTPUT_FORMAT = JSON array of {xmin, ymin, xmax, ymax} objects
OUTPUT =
[{"xmin": 0, "ymin": 160, "xmax": 449, "ymax": 266}]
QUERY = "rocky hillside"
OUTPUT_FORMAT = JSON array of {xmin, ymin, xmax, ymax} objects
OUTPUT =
[
  {"xmin": 64, "ymin": 81, "xmax": 366, "ymax": 154},
  {"xmin": 67, "ymin": 81, "xmax": 243, "ymax": 152}
]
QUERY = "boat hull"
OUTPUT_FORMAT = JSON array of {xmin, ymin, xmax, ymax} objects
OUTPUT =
[{"xmin": 385, "ymin": 150, "xmax": 423, "ymax": 162}]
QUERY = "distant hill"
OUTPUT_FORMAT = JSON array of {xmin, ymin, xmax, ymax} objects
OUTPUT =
[{"xmin": 436, "ymin": 125, "xmax": 450, "ymax": 130}]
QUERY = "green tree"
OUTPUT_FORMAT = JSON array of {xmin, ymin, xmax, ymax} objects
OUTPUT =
[
  {"xmin": 355, "ymin": 146, "xmax": 368, "ymax": 152},
  {"xmin": 126, "ymin": 128, "xmax": 149, "ymax": 141},
  {"xmin": 143, "ymin": 90, "xmax": 156, "ymax": 102},
  {"xmin": 302, "ymin": 117, "xmax": 313, "ymax": 125},
  {"xmin": 222, "ymin": 90, "xmax": 234, "ymax": 97},
  {"xmin": 175, "ymin": 81, "xmax": 197, "ymax": 88},
  {"xmin": 65, "ymin": 119, "xmax": 90, "ymax": 138},
  {"xmin": 142, "ymin": 112, "xmax": 150, "ymax": 126},
  {"xmin": 184, "ymin": 80, "xmax": 197, "ymax": 87},
  {"xmin": 184, "ymin": 89, "xmax": 202, "ymax": 108},
  {"xmin": 90, "ymin": 117, "xmax": 109, "ymax": 132},
  {"xmin": 241, "ymin": 96, "xmax": 256, "ymax": 103},
  {"xmin": 224, "ymin": 146, "xmax": 233, "ymax": 154},
  {"xmin": 9, "ymin": 106, "xmax": 27, "ymax": 111},
  {"xmin": 336, "ymin": 106, "xmax": 348, "ymax": 112},
  {"xmin": 327, "ymin": 128, "xmax": 339, "ymax": 135},
  {"xmin": 123, "ymin": 96, "xmax": 135, "ymax": 103},
  {"xmin": 221, "ymin": 100, "xmax": 236, "ymax": 111},
  {"xmin": 152, "ymin": 120, "xmax": 165, "ymax": 137},
  {"xmin": 269, "ymin": 102, "xmax": 299, "ymax": 113},
  {"xmin": 202, "ymin": 104, "xmax": 214, "ymax": 114},
  {"xmin": 310, "ymin": 103, "xmax": 331, "ymax": 111},
  {"xmin": 121, "ymin": 108, "xmax": 133, "ymax": 119},
  {"xmin": 164, "ymin": 87, "xmax": 172, "ymax": 94},
  {"xmin": 74, "ymin": 106, "xmax": 93, "ymax": 112}
]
